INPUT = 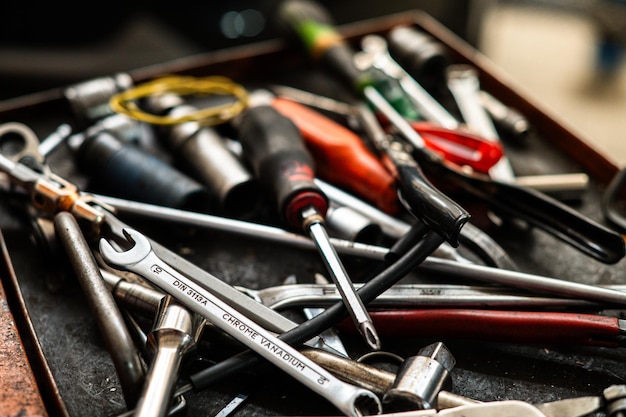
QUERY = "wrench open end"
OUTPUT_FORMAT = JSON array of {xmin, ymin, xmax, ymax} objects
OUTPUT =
[{"xmin": 99, "ymin": 228, "xmax": 152, "ymax": 269}]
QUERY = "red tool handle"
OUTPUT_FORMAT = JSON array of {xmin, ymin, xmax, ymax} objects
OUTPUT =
[
  {"xmin": 337, "ymin": 309, "xmax": 621, "ymax": 347},
  {"xmin": 410, "ymin": 122, "xmax": 504, "ymax": 174},
  {"xmin": 272, "ymin": 96, "xmax": 402, "ymax": 215}
]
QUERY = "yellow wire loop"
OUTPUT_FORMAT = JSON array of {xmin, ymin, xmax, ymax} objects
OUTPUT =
[{"xmin": 108, "ymin": 75, "xmax": 249, "ymax": 126}]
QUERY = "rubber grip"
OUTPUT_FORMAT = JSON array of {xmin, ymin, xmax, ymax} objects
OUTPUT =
[
  {"xmin": 337, "ymin": 309, "xmax": 621, "ymax": 348},
  {"xmin": 237, "ymin": 105, "xmax": 328, "ymax": 230},
  {"xmin": 272, "ymin": 97, "xmax": 401, "ymax": 215},
  {"xmin": 387, "ymin": 145, "xmax": 470, "ymax": 246},
  {"xmin": 75, "ymin": 132, "xmax": 212, "ymax": 211}
]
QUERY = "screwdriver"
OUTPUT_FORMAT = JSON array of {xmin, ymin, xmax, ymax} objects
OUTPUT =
[
  {"xmin": 233, "ymin": 94, "xmax": 381, "ymax": 351},
  {"xmin": 270, "ymin": 93, "xmax": 402, "ymax": 216},
  {"xmin": 276, "ymin": 0, "xmax": 470, "ymax": 246}
]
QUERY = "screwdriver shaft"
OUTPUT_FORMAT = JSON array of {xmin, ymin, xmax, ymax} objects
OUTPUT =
[{"xmin": 307, "ymin": 215, "xmax": 381, "ymax": 351}]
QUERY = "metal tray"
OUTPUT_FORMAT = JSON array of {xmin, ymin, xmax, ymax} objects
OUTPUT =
[{"xmin": 1, "ymin": 9, "xmax": 625, "ymax": 417}]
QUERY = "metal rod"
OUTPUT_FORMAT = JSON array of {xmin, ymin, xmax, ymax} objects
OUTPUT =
[{"xmin": 53, "ymin": 211, "xmax": 145, "ymax": 408}]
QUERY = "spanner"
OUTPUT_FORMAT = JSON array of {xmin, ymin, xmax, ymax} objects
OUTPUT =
[{"xmin": 99, "ymin": 228, "xmax": 382, "ymax": 417}]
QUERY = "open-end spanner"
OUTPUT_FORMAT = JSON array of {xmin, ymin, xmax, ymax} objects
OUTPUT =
[{"xmin": 99, "ymin": 227, "xmax": 382, "ymax": 417}]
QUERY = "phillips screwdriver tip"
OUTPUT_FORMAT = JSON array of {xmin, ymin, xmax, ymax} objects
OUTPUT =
[{"xmin": 359, "ymin": 321, "xmax": 382, "ymax": 351}]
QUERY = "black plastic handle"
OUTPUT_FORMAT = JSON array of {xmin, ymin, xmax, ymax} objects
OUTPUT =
[
  {"xmin": 416, "ymin": 149, "xmax": 626, "ymax": 264},
  {"xmin": 386, "ymin": 143, "xmax": 470, "ymax": 247}
]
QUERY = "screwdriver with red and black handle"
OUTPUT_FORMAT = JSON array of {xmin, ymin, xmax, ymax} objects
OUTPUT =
[{"xmin": 233, "ymin": 92, "xmax": 382, "ymax": 351}]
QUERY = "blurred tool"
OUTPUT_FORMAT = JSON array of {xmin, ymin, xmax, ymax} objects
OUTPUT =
[
  {"xmin": 270, "ymin": 93, "xmax": 401, "ymax": 215},
  {"xmin": 134, "ymin": 297, "xmax": 204, "ymax": 417},
  {"xmin": 144, "ymin": 93, "xmax": 258, "ymax": 216},
  {"xmin": 385, "ymin": 26, "xmax": 531, "ymax": 144},
  {"xmin": 234, "ymin": 96, "xmax": 381, "ymax": 350},
  {"xmin": 68, "ymin": 129, "xmax": 214, "ymax": 212},
  {"xmin": 276, "ymin": 0, "xmax": 471, "ymax": 246},
  {"xmin": 356, "ymin": 35, "xmax": 506, "ymax": 177},
  {"xmin": 478, "ymin": 90, "xmax": 531, "ymax": 142},
  {"xmin": 386, "ymin": 25, "xmax": 450, "ymax": 91},
  {"xmin": 99, "ymin": 228, "xmax": 383, "ymax": 417},
  {"xmin": 446, "ymin": 64, "xmax": 516, "ymax": 182},
  {"xmin": 272, "ymin": 84, "xmax": 587, "ymax": 200},
  {"xmin": 337, "ymin": 309, "xmax": 626, "ymax": 348},
  {"xmin": 54, "ymin": 212, "xmax": 145, "ymax": 408},
  {"xmin": 359, "ymin": 33, "xmax": 459, "ymax": 130},
  {"xmin": 37, "ymin": 123, "xmax": 73, "ymax": 158},
  {"xmin": 63, "ymin": 112, "xmax": 151, "ymax": 154},
  {"xmin": 64, "ymin": 72, "xmax": 134, "ymax": 128}
]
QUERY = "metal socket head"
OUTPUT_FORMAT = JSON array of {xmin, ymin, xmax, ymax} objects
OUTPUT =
[
  {"xmin": 383, "ymin": 342, "xmax": 456, "ymax": 411},
  {"xmin": 417, "ymin": 342, "xmax": 456, "ymax": 372}
]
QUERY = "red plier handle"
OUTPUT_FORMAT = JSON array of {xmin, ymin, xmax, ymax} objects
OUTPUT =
[
  {"xmin": 409, "ymin": 121, "xmax": 504, "ymax": 174},
  {"xmin": 337, "ymin": 309, "xmax": 624, "ymax": 347}
]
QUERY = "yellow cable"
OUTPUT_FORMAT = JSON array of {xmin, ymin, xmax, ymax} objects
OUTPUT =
[{"xmin": 109, "ymin": 75, "xmax": 249, "ymax": 126}]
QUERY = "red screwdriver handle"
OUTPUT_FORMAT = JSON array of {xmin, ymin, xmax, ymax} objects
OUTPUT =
[
  {"xmin": 272, "ymin": 96, "xmax": 402, "ymax": 216},
  {"xmin": 337, "ymin": 309, "xmax": 621, "ymax": 347}
]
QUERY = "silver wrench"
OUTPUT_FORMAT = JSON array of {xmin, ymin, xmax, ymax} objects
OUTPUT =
[{"xmin": 99, "ymin": 228, "xmax": 382, "ymax": 417}]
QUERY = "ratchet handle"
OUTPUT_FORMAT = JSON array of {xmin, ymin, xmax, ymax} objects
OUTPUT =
[
  {"xmin": 417, "ymin": 150, "xmax": 626, "ymax": 263},
  {"xmin": 237, "ymin": 105, "xmax": 328, "ymax": 230},
  {"xmin": 271, "ymin": 96, "xmax": 401, "ymax": 215},
  {"xmin": 338, "ymin": 309, "xmax": 622, "ymax": 347},
  {"xmin": 387, "ymin": 144, "xmax": 470, "ymax": 247}
]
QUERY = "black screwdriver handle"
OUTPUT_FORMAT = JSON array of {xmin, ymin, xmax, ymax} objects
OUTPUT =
[{"xmin": 237, "ymin": 105, "xmax": 328, "ymax": 230}]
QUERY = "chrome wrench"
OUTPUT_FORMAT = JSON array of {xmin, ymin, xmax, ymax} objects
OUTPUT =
[{"xmin": 99, "ymin": 228, "xmax": 382, "ymax": 417}]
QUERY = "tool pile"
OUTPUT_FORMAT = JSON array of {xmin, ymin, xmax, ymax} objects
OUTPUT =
[{"xmin": 1, "ymin": 1, "xmax": 626, "ymax": 416}]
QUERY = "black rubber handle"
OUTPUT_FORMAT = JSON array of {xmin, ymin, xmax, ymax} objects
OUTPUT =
[
  {"xmin": 386, "ymin": 143, "xmax": 470, "ymax": 247},
  {"xmin": 415, "ymin": 149, "xmax": 626, "ymax": 264},
  {"xmin": 237, "ymin": 105, "xmax": 328, "ymax": 230}
]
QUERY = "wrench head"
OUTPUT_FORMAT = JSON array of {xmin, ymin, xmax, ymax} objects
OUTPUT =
[{"xmin": 99, "ymin": 228, "xmax": 152, "ymax": 268}]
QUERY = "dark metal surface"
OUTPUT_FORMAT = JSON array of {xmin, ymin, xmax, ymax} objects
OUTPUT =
[{"xmin": 0, "ymin": 10, "xmax": 625, "ymax": 417}]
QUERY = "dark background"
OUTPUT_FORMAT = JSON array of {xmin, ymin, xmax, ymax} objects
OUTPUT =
[{"xmin": 0, "ymin": 1, "xmax": 483, "ymax": 101}]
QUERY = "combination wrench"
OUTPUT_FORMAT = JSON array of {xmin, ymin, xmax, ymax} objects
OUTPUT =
[{"xmin": 99, "ymin": 227, "xmax": 382, "ymax": 417}]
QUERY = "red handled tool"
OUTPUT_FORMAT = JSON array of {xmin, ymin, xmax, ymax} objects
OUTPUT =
[
  {"xmin": 409, "ymin": 121, "xmax": 503, "ymax": 175},
  {"xmin": 270, "ymin": 95, "xmax": 402, "ymax": 216},
  {"xmin": 337, "ymin": 309, "xmax": 626, "ymax": 348}
]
